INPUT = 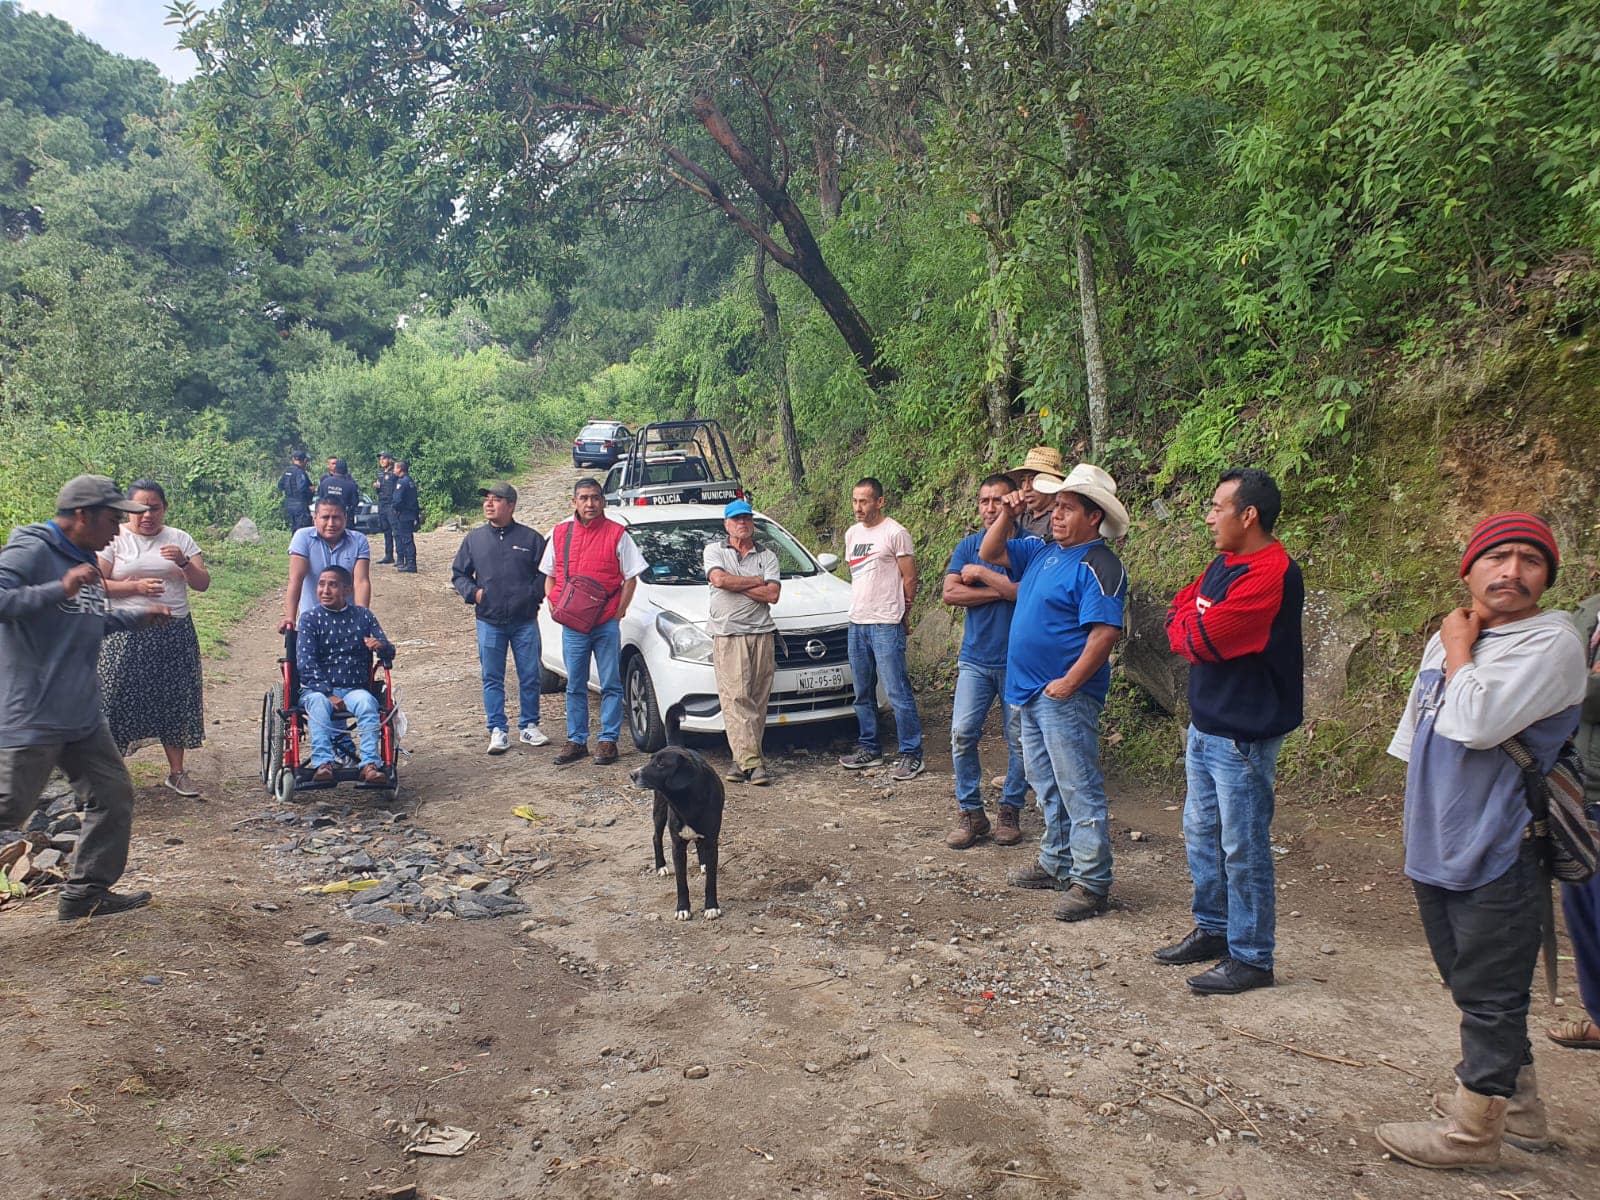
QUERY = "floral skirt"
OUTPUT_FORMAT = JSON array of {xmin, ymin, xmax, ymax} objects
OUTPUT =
[{"xmin": 99, "ymin": 613, "xmax": 206, "ymax": 755}]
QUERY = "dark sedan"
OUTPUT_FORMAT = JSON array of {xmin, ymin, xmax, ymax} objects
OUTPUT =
[{"xmin": 572, "ymin": 420, "xmax": 634, "ymax": 468}]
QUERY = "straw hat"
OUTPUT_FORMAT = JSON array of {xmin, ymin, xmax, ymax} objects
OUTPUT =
[
  {"xmin": 1010, "ymin": 446, "xmax": 1065, "ymax": 480},
  {"xmin": 1035, "ymin": 463, "xmax": 1130, "ymax": 538}
]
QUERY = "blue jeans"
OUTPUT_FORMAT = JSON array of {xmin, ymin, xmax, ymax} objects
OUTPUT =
[
  {"xmin": 301, "ymin": 687, "xmax": 381, "ymax": 767},
  {"xmin": 1182, "ymin": 725, "xmax": 1285, "ymax": 971},
  {"xmin": 562, "ymin": 619, "xmax": 622, "ymax": 745},
  {"xmin": 1018, "ymin": 691, "xmax": 1111, "ymax": 895},
  {"xmin": 951, "ymin": 661, "xmax": 1025, "ymax": 811},
  {"xmin": 476, "ymin": 619, "xmax": 542, "ymax": 733},
  {"xmin": 848, "ymin": 622, "xmax": 922, "ymax": 757}
]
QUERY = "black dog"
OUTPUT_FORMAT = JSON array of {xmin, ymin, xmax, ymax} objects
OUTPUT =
[{"xmin": 630, "ymin": 704, "xmax": 724, "ymax": 921}]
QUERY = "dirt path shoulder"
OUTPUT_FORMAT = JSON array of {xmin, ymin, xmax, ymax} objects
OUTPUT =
[{"xmin": 2, "ymin": 459, "xmax": 1596, "ymax": 1200}]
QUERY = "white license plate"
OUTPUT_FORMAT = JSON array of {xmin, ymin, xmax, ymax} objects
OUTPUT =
[{"xmin": 796, "ymin": 666, "xmax": 845, "ymax": 692}]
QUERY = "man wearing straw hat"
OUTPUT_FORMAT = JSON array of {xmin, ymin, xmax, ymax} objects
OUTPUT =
[
  {"xmin": 980, "ymin": 463, "xmax": 1129, "ymax": 922},
  {"xmin": 1008, "ymin": 446, "xmax": 1066, "ymax": 542}
]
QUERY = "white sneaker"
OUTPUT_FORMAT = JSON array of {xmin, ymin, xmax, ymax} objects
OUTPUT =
[
  {"xmin": 519, "ymin": 726, "xmax": 550, "ymax": 747},
  {"xmin": 487, "ymin": 728, "xmax": 510, "ymax": 755},
  {"xmin": 163, "ymin": 771, "xmax": 201, "ymax": 797}
]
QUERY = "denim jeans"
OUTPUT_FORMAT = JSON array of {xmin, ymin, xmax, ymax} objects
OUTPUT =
[
  {"xmin": 302, "ymin": 687, "xmax": 382, "ymax": 767},
  {"xmin": 848, "ymin": 622, "xmax": 922, "ymax": 757},
  {"xmin": 951, "ymin": 661, "xmax": 1025, "ymax": 811},
  {"xmin": 562, "ymin": 619, "xmax": 622, "ymax": 745},
  {"xmin": 476, "ymin": 618, "xmax": 542, "ymax": 733},
  {"xmin": 1415, "ymin": 840, "xmax": 1543, "ymax": 1098},
  {"xmin": 1562, "ymin": 873, "xmax": 1600, "ymax": 1028},
  {"xmin": 1182, "ymin": 726, "xmax": 1284, "ymax": 970},
  {"xmin": 1018, "ymin": 690, "xmax": 1111, "ymax": 894}
]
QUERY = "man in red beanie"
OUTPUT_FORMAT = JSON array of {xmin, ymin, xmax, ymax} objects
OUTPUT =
[{"xmin": 1375, "ymin": 512, "xmax": 1585, "ymax": 1169}]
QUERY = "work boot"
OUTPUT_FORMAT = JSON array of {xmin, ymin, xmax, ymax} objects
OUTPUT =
[
  {"xmin": 1007, "ymin": 863, "xmax": 1070, "ymax": 891},
  {"xmin": 1375, "ymin": 1082, "xmax": 1506, "ymax": 1170},
  {"xmin": 553, "ymin": 741, "xmax": 588, "ymax": 767},
  {"xmin": 1434, "ymin": 1065, "xmax": 1548, "ymax": 1147},
  {"xmin": 945, "ymin": 809, "xmax": 991, "ymax": 850},
  {"xmin": 993, "ymin": 805, "xmax": 1024, "ymax": 846},
  {"xmin": 58, "ymin": 889, "xmax": 152, "ymax": 921},
  {"xmin": 1053, "ymin": 883, "xmax": 1109, "ymax": 922},
  {"xmin": 593, "ymin": 740, "xmax": 619, "ymax": 765}
]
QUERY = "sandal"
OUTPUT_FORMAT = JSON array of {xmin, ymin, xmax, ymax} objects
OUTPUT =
[{"xmin": 1546, "ymin": 1017, "xmax": 1600, "ymax": 1049}]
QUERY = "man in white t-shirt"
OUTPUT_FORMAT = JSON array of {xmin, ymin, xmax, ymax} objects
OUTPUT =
[{"xmin": 838, "ymin": 477, "xmax": 924, "ymax": 780}]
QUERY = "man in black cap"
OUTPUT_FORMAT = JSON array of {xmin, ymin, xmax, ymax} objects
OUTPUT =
[
  {"xmin": 317, "ymin": 458, "xmax": 359, "ymax": 520},
  {"xmin": 0, "ymin": 476, "xmax": 171, "ymax": 919},
  {"xmin": 452, "ymin": 482, "xmax": 549, "ymax": 753},
  {"xmin": 390, "ymin": 460, "xmax": 420, "ymax": 572},
  {"xmin": 277, "ymin": 451, "xmax": 314, "ymax": 531},
  {"xmin": 374, "ymin": 452, "xmax": 398, "ymax": 564}
]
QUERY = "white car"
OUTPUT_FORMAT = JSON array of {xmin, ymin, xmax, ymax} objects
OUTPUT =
[{"xmin": 538, "ymin": 503, "xmax": 871, "ymax": 751}]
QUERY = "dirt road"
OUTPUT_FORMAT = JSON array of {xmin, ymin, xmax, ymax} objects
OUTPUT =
[{"xmin": 3, "ymin": 462, "xmax": 1596, "ymax": 1200}]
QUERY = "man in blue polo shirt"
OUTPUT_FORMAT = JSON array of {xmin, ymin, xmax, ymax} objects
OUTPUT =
[
  {"xmin": 980, "ymin": 463, "xmax": 1129, "ymax": 922},
  {"xmin": 942, "ymin": 474, "xmax": 1027, "ymax": 850}
]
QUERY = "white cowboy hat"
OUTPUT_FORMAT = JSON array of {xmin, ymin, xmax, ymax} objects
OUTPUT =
[{"xmin": 1035, "ymin": 463, "xmax": 1130, "ymax": 538}]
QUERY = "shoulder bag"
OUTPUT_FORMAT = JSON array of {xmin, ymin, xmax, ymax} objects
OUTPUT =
[
  {"xmin": 1502, "ymin": 734, "xmax": 1598, "ymax": 883},
  {"xmin": 549, "ymin": 521, "xmax": 616, "ymax": 634}
]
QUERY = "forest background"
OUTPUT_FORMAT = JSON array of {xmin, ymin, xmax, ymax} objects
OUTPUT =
[{"xmin": 3, "ymin": 0, "xmax": 1597, "ymax": 790}]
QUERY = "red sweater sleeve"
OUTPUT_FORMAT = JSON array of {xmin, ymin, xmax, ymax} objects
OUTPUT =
[{"xmin": 1167, "ymin": 549, "xmax": 1288, "ymax": 664}]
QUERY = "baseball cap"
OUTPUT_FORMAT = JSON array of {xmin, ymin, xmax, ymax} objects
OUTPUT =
[
  {"xmin": 378, "ymin": 451, "xmax": 394, "ymax": 459},
  {"xmin": 291, "ymin": 450, "xmax": 308, "ymax": 462},
  {"xmin": 724, "ymin": 499, "xmax": 754, "ymax": 518},
  {"xmin": 56, "ymin": 475, "xmax": 148, "ymax": 514},
  {"xmin": 479, "ymin": 482, "xmax": 518, "ymax": 503}
]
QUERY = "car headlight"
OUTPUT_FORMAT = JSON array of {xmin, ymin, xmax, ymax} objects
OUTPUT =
[{"xmin": 655, "ymin": 611, "xmax": 713, "ymax": 664}]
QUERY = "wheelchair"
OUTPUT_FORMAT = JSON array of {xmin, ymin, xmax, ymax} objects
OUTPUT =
[{"xmin": 259, "ymin": 632, "xmax": 401, "ymax": 802}]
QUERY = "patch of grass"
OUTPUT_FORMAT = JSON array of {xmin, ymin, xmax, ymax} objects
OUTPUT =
[
  {"xmin": 206, "ymin": 1143, "xmax": 281, "ymax": 1166},
  {"xmin": 188, "ymin": 536, "xmax": 288, "ymax": 660}
]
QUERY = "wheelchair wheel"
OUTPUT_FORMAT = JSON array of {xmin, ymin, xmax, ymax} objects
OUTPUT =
[
  {"xmin": 274, "ymin": 764, "xmax": 297, "ymax": 804},
  {"xmin": 259, "ymin": 691, "xmax": 273, "ymax": 784},
  {"xmin": 264, "ymin": 684, "xmax": 288, "ymax": 795}
]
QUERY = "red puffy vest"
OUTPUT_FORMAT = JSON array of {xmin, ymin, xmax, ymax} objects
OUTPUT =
[{"xmin": 548, "ymin": 517, "xmax": 628, "ymax": 625}]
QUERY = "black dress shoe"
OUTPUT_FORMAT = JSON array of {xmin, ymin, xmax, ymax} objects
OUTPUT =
[
  {"xmin": 58, "ymin": 889, "xmax": 152, "ymax": 921},
  {"xmin": 1187, "ymin": 956, "xmax": 1274, "ymax": 995},
  {"xmin": 1153, "ymin": 926, "xmax": 1230, "ymax": 965},
  {"xmin": 377, "ymin": 557, "xmax": 396, "ymax": 564}
]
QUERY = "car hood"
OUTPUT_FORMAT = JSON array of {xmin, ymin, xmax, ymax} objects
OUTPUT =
[{"xmin": 643, "ymin": 571, "xmax": 852, "ymax": 627}]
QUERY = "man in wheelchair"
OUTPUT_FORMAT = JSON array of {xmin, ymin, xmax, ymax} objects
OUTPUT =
[{"xmin": 296, "ymin": 566, "xmax": 394, "ymax": 784}]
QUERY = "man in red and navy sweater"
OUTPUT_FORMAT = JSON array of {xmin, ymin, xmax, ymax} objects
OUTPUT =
[{"xmin": 1155, "ymin": 469, "xmax": 1303, "ymax": 996}]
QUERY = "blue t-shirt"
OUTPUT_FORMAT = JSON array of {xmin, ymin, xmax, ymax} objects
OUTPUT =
[
  {"xmin": 288, "ymin": 527, "xmax": 372, "ymax": 615},
  {"xmin": 946, "ymin": 531, "xmax": 1019, "ymax": 669},
  {"xmin": 1004, "ymin": 538, "xmax": 1127, "ymax": 707}
]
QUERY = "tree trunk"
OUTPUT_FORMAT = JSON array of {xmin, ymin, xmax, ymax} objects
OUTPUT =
[
  {"xmin": 1075, "ymin": 217, "xmax": 1110, "ymax": 459},
  {"xmin": 753, "ymin": 246, "xmax": 805, "ymax": 489},
  {"xmin": 813, "ymin": 124, "xmax": 842, "ymax": 224},
  {"xmin": 688, "ymin": 94, "xmax": 894, "ymax": 390},
  {"xmin": 983, "ymin": 186, "xmax": 1019, "ymax": 446}
]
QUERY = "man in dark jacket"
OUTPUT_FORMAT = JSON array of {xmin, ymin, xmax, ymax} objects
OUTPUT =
[
  {"xmin": 317, "ymin": 458, "xmax": 359, "ymax": 519},
  {"xmin": 277, "ymin": 451, "xmax": 313, "ymax": 531},
  {"xmin": 374, "ymin": 452, "xmax": 398, "ymax": 564},
  {"xmin": 452, "ymin": 482, "xmax": 548, "ymax": 753},
  {"xmin": 1156, "ymin": 468, "xmax": 1304, "ymax": 996},
  {"xmin": 391, "ymin": 460, "xmax": 420, "ymax": 573},
  {"xmin": 0, "ymin": 476, "xmax": 170, "ymax": 919}
]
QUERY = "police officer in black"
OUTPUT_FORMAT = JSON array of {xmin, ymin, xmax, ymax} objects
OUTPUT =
[
  {"xmin": 316, "ymin": 458, "xmax": 359, "ymax": 519},
  {"xmin": 277, "ymin": 451, "xmax": 314, "ymax": 530},
  {"xmin": 374, "ymin": 452, "xmax": 398, "ymax": 564},
  {"xmin": 391, "ymin": 459, "xmax": 420, "ymax": 573}
]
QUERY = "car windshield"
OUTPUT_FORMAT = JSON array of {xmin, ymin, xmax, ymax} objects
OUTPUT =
[
  {"xmin": 580, "ymin": 424, "xmax": 623, "ymax": 439},
  {"xmin": 630, "ymin": 518, "xmax": 820, "ymax": 584}
]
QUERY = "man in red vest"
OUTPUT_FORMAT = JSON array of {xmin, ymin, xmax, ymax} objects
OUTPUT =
[{"xmin": 539, "ymin": 478, "xmax": 648, "ymax": 764}]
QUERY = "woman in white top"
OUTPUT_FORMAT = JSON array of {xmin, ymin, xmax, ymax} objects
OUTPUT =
[{"xmin": 97, "ymin": 480, "xmax": 212, "ymax": 797}]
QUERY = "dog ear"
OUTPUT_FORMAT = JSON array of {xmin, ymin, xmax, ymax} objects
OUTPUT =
[{"xmin": 665, "ymin": 751, "xmax": 699, "ymax": 793}]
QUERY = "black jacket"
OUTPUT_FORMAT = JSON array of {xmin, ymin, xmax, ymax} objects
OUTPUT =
[
  {"xmin": 391, "ymin": 475, "xmax": 420, "ymax": 519},
  {"xmin": 374, "ymin": 467, "xmax": 397, "ymax": 507},
  {"xmin": 278, "ymin": 464, "xmax": 312, "ymax": 503},
  {"xmin": 316, "ymin": 473, "xmax": 359, "ymax": 515},
  {"xmin": 451, "ymin": 520, "xmax": 547, "ymax": 625}
]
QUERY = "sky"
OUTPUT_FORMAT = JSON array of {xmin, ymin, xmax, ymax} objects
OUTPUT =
[{"xmin": 27, "ymin": 0, "xmax": 207, "ymax": 81}]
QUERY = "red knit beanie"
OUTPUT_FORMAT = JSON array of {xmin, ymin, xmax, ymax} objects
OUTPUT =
[{"xmin": 1460, "ymin": 512, "xmax": 1559, "ymax": 583}]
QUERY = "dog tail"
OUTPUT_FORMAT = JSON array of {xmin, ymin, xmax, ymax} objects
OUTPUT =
[{"xmin": 665, "ymin": 702, "xmax": 686, "ymax": 747}]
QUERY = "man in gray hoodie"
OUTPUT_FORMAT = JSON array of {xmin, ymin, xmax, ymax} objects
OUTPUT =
[
  {"xmin": 0, "ymin": 476, "xmax": 170, "ymax": 919},
  {"xmin": 1375, "ymin": 512, "xmax": 1585, "ymax": 1169}
]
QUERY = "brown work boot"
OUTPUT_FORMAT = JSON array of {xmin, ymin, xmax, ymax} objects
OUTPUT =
[
  {"xmin": 945, "ymin": 809, "xmax": 991, "ymax": 850},
  {"xmin": 1375, "ymin": 1082, "xmax": 1506, "ymax": 1169},
  {"xmin": 1053, "ymin": 883, "xmax": 1110, "ymax": 923},
  {"xmin": 359, "ymin": 764, "xmax": 387, "ymax": 785},
  {"xmin": 313, "ymin": 763, "xmax": 334, "ymax": 782},
  {"xmin": 593, "ymin": 740, "xmax": 619, "ymax": 765},
  {"xmin": 553, "ymin": 740, "xmax": 588, "ymax": 767},
  {"xmin": 1434, "ymin": 1065, "xmax": 1548, "ymax": 1147},
  {"xmin": 994, "ymin": 805, "xmax": 1024, "ymax": 846}
]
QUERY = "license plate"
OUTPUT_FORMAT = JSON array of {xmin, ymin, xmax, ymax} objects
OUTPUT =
[{"xmin": 796, "ymin": 666, "xmax": 845, "ymax": 691}]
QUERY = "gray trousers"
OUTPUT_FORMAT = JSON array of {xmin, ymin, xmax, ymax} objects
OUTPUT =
[{"xmin": 0, "ymin": 723, "xmax": 134, "ymax": 899}]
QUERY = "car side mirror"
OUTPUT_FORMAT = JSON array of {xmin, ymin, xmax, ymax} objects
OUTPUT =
[{"xmin": 816, "ymin": 553, "xmax": 839, "ymax": 572}]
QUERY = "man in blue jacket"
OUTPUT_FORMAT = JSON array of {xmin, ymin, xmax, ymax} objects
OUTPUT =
[
  {"xmin": 451, "ymin": 483, "xmax": 549, "ymax": 754},
  {"xmin": 0, "ymin": 476, "xmax": 170, "ymax": 919}
]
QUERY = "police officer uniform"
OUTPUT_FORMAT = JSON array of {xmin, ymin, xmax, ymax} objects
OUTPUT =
[
  {"xmin": 374, "ymin": 455, "xmax": 398, "ymax": 563},
  {"xmin": 316, "ymin": 460, "xmax": 359, "ymax": 519},
  {"xmin": 391, "ymin": 464, "xmax": 420, "ymax": 572},
  {"xmin": 278, "ymin": 455, "xmax": 314, "ymax": 530}
]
